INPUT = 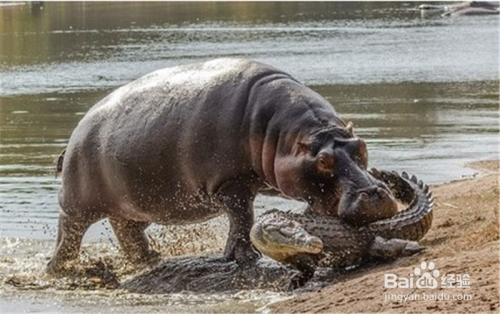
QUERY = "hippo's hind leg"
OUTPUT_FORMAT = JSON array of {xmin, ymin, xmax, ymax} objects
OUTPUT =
[
  {"xmin": 216, "ymin": 180, "xmax": 260, "ymax": 265},
  {"xmin": 108, "ymin": 217, "xmax": 161, "ymax": 266},
  {"xmin": 46, "ymin": 209, "xmax": 102, "ymax": 275}
]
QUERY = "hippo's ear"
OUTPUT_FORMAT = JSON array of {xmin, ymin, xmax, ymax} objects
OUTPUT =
[
  {"xmin": 346, "ymin": 121, "xmax": 354, "ymax": 136},
  {"xmin": 316, "ymin": 149, "xmax": 335, "ymax": 174}
]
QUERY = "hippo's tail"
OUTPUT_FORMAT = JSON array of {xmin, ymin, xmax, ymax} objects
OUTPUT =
[{"xmin": 54, "ymin": 149, "xmax": 66, "ymax": 177}]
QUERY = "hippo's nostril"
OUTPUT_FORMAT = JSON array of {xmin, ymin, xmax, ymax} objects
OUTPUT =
[
  {"xmin": 377, "ymin": 187, "xmax": 387, "ymax": 196},
  {"xmin": 359, "ymin": 191, "xmax": 369, "ymax": 201}
]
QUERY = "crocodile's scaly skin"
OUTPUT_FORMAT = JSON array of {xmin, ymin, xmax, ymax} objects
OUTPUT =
[
  {"xmin": 361, "ymin": 170, "xmax": 433, "ymax": 241},
  {"xmin": 251, "ymin": 170, "xmax": 433, "ymax": 269}
]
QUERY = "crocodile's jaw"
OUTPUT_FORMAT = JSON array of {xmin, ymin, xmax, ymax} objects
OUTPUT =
[
  {"xmin": 250, "ymin": 217, "xmax": 324, "ymax": 262},
  {"xmin": 252, "ymin": 227, "xmax": 323, "ymax": 260},
  {"xmin": 253, "ymin": 235, "xmax": 323, "ymax": 263}
]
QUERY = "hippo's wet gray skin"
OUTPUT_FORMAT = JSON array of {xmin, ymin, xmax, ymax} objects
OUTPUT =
[{"xmin": 47, "ymin": 59, "xmax": 396, "ymax": 274}]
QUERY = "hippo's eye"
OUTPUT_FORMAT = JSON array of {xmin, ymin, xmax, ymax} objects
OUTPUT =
[
  {"xmin": 316, "ymin": 150, "xmax": 335, "ymax": 175},
  {"xmin": 309, "ymin": 142, "xmax": 322, "ymax": 156}
]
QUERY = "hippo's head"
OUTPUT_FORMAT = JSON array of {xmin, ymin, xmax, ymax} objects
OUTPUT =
[{"xmin": 274, "ymin": 123, "xmax": 398, "ymax": 226}]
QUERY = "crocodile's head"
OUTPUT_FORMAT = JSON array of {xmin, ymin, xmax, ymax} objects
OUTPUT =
[{"xmin": 250, "ymin": 212, "xmax": 323, "ymax": 262}]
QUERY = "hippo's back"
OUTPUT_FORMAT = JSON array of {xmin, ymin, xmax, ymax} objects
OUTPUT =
[
  {"xmin": 86, "ymin": 58, "xmax": 282, "ymax": 133},
  {"xmin": 81, "ymin": 59, "xmax": 291, "ymax": 169},
  {"xmin": 60, "ymin": 59, "xmax": 299, "ymax": 218}
]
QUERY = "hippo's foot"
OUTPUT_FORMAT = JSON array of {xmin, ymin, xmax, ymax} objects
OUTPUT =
[
  {"xmin": 45, "ymin": 261, "xmax": 65, "ymax": 277},
  {"xmin": 217, "ymin": 237, "xmax": 260, "ymax": 267},
  {"xmin": 45, "ymin": 258, "xmax": 120, "ymax": 288},
  {"xmin": 45, "ymin": 259, "xmax": 79, "ymax": 277},
  {"xmin": 224, "ymin": 242, "xmax": 261, "ymax": 267},
  {"xmin": 237, "ymin": 245, "xmax": 261, "ymax": 266}
]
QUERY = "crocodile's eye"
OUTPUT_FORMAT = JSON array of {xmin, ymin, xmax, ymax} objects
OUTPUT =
[
  {"xmin": 264, "ymin": 223, "xmax": 281, "ymax": 232},
  {"xmin": 280, "ymin": 226, "xmax": 301, "ymax": 238}
]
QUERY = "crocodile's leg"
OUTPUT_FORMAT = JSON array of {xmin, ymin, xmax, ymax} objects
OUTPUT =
[
  {"xmin": 368, "ymin": 236, "xmax": 422, "ymax": 259},
  {"xmin": 280, "ymin": 254, "xmax": 317, "ymax": 288}
]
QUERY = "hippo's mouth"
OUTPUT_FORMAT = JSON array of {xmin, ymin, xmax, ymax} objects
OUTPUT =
[
  {"xmin": 337, "ymin": 177, "xmax": 399, "ymax": 227},
  {"xmin": 356, "ymin": 185, "xmax": 395, "ymax": 207}
]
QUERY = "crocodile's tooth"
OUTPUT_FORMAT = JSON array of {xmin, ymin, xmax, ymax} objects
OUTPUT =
[
  {"xmin": 410, "ymin": 175, "xmax": 418, "ymax": 183},
  {"xmin": 384, "ymin": 171, "xmax": 395, "ymax": 183},
  {"xmin": 402, "ymin": 171, "xmax": 409, "ymax": 179},
  {"xmin": 423, "ymin": 185, "xmax": 429, "ymax": 193}
]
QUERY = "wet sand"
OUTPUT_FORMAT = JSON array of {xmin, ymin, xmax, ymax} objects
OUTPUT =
[{"xmin": 268, "ymin": 159, "xmax": 499, "ymax": 313}]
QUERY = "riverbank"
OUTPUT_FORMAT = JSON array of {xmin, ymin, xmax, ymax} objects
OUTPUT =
[
  {"xmin": 268, "ymin": 159, "xmax": 499, "ymax": 313},
  {"xmin": 0, "ymin": 160, "xmax": 498, "ymax": 313}
]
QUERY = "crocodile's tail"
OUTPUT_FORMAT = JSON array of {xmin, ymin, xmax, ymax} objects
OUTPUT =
[
  {"xmin": 362, "ymin": 169, "xmax": 434, "ymax": 241},
  {"xmin": 54, "ymin": 149, "xmax": 66, "ymax": 177}
]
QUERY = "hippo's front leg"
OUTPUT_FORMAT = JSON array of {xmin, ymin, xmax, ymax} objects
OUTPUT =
[{"xmin": 216, "ymin": 180, "xmax": 260, "ymax": 265}]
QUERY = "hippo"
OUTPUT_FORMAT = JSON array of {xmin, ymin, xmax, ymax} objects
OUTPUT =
[
  {"xmin": 442, "ymin": 6, "xmax": 499, "ymax": 16},
  {"xmin": 419, "ymin": 1, "xmax": 499, "ymax": 17},
  {"xmin": 47, "ymin": 58, "xmax": 397, "ymax": 274}
]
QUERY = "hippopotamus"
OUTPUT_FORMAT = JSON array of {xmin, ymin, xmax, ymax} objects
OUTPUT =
[
  {"xmin": 47, "ymin": 58, "xmax": 397, "ymax": 274},
  {"xmin": 442, "ymin": 5, "xmax": 499, "ymax": 16},
  {"xmin": 419, "ymin": 1, "xmax": 499, "ymax": 17}
]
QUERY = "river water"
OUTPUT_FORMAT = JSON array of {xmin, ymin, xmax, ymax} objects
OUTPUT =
[{"xmin": 0, "ymin": 2, "xmax": 498, "ymax": 313}]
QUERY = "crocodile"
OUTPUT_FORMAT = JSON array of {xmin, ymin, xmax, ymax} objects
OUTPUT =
[{"xmin": 250, "ymin": 170, "xmax": 433, "ymax": 274}]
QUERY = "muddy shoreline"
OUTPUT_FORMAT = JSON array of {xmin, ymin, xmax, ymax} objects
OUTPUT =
[{"xmin": 1, "ymin": 159, "xmax": 498, "ymax": 313}]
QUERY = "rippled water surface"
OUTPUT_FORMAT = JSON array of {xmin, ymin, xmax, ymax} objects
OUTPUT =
[{"xmin": 0, "ymin": 2, "xmax": 498, "ymax": 313}]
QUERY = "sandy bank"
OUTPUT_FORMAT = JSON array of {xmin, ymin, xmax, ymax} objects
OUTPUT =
[{"xmin": 269, "ymin": 159, "xmax": 499, "ymax": 313}]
